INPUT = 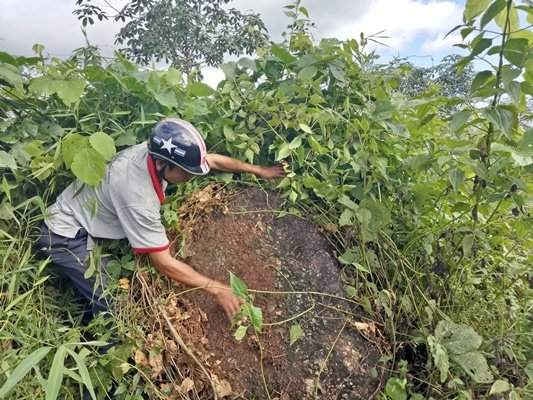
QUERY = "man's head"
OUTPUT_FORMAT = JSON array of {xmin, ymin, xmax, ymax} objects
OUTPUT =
[
  {"xmin": 154, "ymin": 159, "xmax": 192, "ymax": 183},
  {"xmin": 148, "ymin": 118, "xmax": 210, "ymax": 181}
]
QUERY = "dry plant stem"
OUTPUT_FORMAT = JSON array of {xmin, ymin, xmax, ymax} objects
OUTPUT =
[
  {"xmin": 161, "ymin": 310, "xmax": 218, "ymax": 400},
  {"xmin": 262, "ymin": 304, "xmax": 315, "ymax": 327},
  {"xmin": 314, "ymin": 319, "xmax": 347, "ymax": 398},
  {"xmin": 257, "ymin": 335, "xmax": 272, "ymax": 400},
  {"xmin": 249, "ymin": 288, "xmax": 364, "ymax": 307},
  {"xmin": 136, "ymin": 273, "xmax": 218, "ymax": 400}
]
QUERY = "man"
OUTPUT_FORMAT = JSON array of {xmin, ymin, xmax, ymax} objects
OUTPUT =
[{"xmin": 36, "ymin": 117, "xmax": 285, "ymax": 319}]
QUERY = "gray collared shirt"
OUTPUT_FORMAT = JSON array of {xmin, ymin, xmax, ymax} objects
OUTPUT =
[{"xmin": 45, "ymin": 143, "xmax": 169, "ymax": 253}]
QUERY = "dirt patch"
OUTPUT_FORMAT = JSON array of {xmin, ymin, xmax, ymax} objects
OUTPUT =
[{"xmin": 153, "ymin": 185, "xmax": 382, "ymax": 399}]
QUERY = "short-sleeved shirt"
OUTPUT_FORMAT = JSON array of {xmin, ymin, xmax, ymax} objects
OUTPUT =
[{"xmin": 45, "ymin": 142, "xmax": 169, "ymax": 254}]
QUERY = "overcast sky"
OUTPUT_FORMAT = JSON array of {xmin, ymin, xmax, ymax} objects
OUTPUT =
[{"xmin": 0, "ymin": 0, "xmax": 466, "ymax": 86}]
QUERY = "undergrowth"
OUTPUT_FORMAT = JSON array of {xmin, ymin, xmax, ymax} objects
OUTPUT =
[{"xmin": 1, "ymin": 0, "xmax": 532, "ymax": 399}]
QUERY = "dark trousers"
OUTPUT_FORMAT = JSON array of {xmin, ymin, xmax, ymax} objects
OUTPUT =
[{"xmin": 36, "ymin": 223, "xmax": 111, "ymax": 315}]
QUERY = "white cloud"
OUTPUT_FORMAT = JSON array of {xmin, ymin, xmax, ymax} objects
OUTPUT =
[
  {"xmin": 1, "ymin": 0, "xmax": 463, "ymax": 68},
  {"xmin": 421, "ymin": 32, "xmax": 462, "ymax": 53},
  {"xmin": 0, "ymin": 0, "xmax": 123, "ymax": 58},
  {"xmin": 202, "ymin": 66, "xmax": 226, "ymax": 88},
  {"xmin": 327, "ymin": 0, "xmax": 463, "ymax": 51}
]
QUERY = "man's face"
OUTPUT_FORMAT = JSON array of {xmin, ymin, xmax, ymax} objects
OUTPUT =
[{"xmin": 164, "ymin": 164, "xmax": 192, "ymax": 183}]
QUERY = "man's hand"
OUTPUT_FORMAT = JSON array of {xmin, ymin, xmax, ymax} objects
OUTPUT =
[
  {"xmin": 210, "ymin": 284, "xmax": 242, "ymax": 319},
  {"xmin": 254, "ymin": 164, "xmax": 286, "ymax": 180},
  {"xmin": 149, "ymin": 250, "xmax": 242, "ymax": 320}
]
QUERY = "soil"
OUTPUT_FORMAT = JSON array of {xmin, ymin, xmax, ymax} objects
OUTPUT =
[{"xmin": 134, "ymin": 185, "xmax": 382, "ymax": 399}]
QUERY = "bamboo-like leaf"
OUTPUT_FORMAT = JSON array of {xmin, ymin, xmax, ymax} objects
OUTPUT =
[
  {"xmin": 46, "ymin": 346, "xmax": 67, "ymax": 400},
  {"xmin": 66, "ymin": 348, "xmax": 96, "ymax": 400},
  {"xmin": 0, "ymin": 347, "xmax": 51, "ymax": 398}
]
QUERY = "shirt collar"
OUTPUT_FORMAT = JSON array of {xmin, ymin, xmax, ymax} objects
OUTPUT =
[{"xmin": 147, "ymin": 154, "xmax": 165, "ymax": 205}]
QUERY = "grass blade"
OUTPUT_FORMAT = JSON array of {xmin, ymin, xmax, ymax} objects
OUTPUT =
[
  {"xmin": 0, "ymin": 346, "xmax": 51, "ymax": 398},
  {"xmin": 45, "ymin": 346, "xmax": 67, "ymax": 400},
  {"xmin": 66, "ymin": 348, "xmax": 96, "ymax": 400}
]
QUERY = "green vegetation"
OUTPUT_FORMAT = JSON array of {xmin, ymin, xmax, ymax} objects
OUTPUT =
[
  {"xmin": 74, "ymin": 0, "xmax": 268, "ymax": 72},
  {"xmin": 0, "ymin": 0, "xmax": 531, "ymax": 399}
]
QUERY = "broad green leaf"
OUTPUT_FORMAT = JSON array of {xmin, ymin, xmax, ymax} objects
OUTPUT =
[
  {"xmin": 0, "ymin": 347, "xmax": 51, "ymax": 398},
  {"xmin": 29, "ymin": 76, "xmax": 55, "ymax": 97},
  {"xmin": 452, "ymin": 351, "xmax": 493, "ymax": 383},
  {"xmin": 360, "ymin": 198, "xmax": 391, "ymax": 231},
  {"xmin": 187, "ymin": 82, "xmax": 214, "ymax": 97},
  {"xmin": 298, "ymin": 123, "xmax": 313, "ymax": 134},
  {"xmin": 338, "ymin": 248, "xmax": 357, "ymax": 265},
  {"xmin": 338, "ymin": 208, "xmax": 354, "ymax": 226},
  {"xmin": 500, "ymin": 65, "xmax": 521, "ymax": 85},
  {"xmin": 298, "ymin": 66, "xmax": 317, "ymax": 81},
  {"xmin": 470, "ymin": 37, "xmax": 492, "ymax": 57},
  {"xmin": 344, "ymin": 285, "xmax": 356, "ymax": 298},
  {"xmin": 428, "ymin": 336, "xmax": 449, "ymax": 383},
  {"xmin": 0, "ymin": 150, "xmax": 17, "ymax": 171},
  {"xmin": 223, "ymin": 125, "xmax": 236, "ymax": 142},
  {"xmin": 234, "ymin": 325, "xmax": 247, "ymax": 341},
  {"xmin": 384, "ymin": 377, "xmax": 407, "ymax": 400},
  {"xmin": 221, "ymin": 61, "xmax": 237, "ymax": 79},
  {"xmin": 449, "ymin": 168, "xmax": 464, "ymax": 192},
  {"xmin": 518, "ymin": 128, "xmax": 533, "ymax": 155},
  {"xmin": 302, "ymin": 175, "xmax": 321, "ymax": 189},
  {"xmin": 229, "ymin": 272, "xmax": 248, "ymax": 299},
  {"xmin": 299, "ymin": 6, "xmax": 309, "ymax": 17},
  {"xmin": 471, "ymin": 70, "xmax": 493, "ymax": 93},
  {"xmin": 495, "ymin": 3, "xmax": 519, "ymax": 30},
  {"xmin": 480, "ymin": 0, "xmax": 506, "ymax": 28},
  {"xmin": 353, "ymin": 262, "xmax": 370, "ymax": 274},
  {"xmin": 29, "ymin": 77, "xmax": 86, "ymax": 105},
  {"xmin": 355, "ymin": 207, "xmax": 372, "ymax": 237},
  {"xmin": 328, "ymin": 63, "xmax": 346, "ymax": 82},
  {"xmin": 503, "ymin": 38, "xmax": 529, "ymax": 67},
  {"xmin": 55, "ymin": 79, "xmax": 86, "ymax": 106},
  {"xmin": 238, "ymin": 57, "xmax": 256, "ymax": 71},
  {"xmin": 289, "ymin": 190, "xmax": 297, "ymax": 203},
  {"xmin": 435, "ymin": 320, "xmax": 482, "ymax": 355},
  {"xmin": 89, "ymin": 132, "xmax": 116, "ymax": 161},
  {"xmin": 489, "ymin": 380, "xmax": 510, "ymax": 395},
  {"xmin": 71, "ymin": 147, "xmax": 106, "ymax": 186},
  {"xmin": 62, "ymin": 133, "xmax": 89, "ymax": 168},
  {"xmin": 0, "ymin": 63, "xmax": 22, "ymax": 89},
  {"xmin": 289, "ymin": 135, "xmax": 302, "ymax": 149},
  {"xmin": 153, "ymin": 90, "xmax": 178, "ymax": 108},
  {"xmin": 271, "ymin": 44, "xmax": 296, "ymax": 64},
  {"xmin": 338, "ymin": 195, "xmax": 358, "ymax": 211},
  {"xmin": 23, "ymin": 141, "xmax": 44, "ymax": 158},
  {"xmin": 275, "ymin": 143, "xmax": 291, "ymax": 161},
  {"xmin": 115, "ymin": 131, "xmax": 137, "ymax": 147},
  {"xmin": 289, "ymin": 324, "xmax": 304, "ymax": 345},
  {"xmin": 483, "ymin": 107, "xmax": 515, "ymax": 137},
  {"xmin": 46, "ymin": 346, "xmax": 67, "ymax": 400},
  {"xmin": 491, "ymin": 142, "xmax": 533, "ymax": 166},
  {"xmin": 450, "ymin": 111, "xmax": 472, "ymax": 133},
  {"xmin": 308, "ymin": 135, "xmax": 327, "ymax": 154},
  {"xmin": 505, "ymin": 80, "xmax": 521, "ymax": 104},
  {"xmin": 164, "ymin": 68, "xmax": 181, "ymax": 86},
  {"xmin": 462, "ymin": 234, "xmax": 474, "ymax": 257},
  {"xmin": 464, "ymin": 0, "xmax": 491, "ymax": 20},
  {"xmin": 249, "ymin": 305, "xmax": 263, "ymax": 332}
]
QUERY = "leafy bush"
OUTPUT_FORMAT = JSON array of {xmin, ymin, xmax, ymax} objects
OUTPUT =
[{"xmin": 0, "ymin": 0, "xmax": 531, "ymax": 399}]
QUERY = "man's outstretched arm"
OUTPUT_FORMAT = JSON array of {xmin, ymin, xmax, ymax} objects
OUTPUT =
[
  {"xmin": 206, "ymin": 153, "xmax": 286, "ymax": 179},
  {"xmin": 148, "ymin": 248, "xmax": 241, "ymax": 318}
]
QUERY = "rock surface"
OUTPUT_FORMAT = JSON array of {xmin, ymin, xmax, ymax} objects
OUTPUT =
[{"xmin": 169, "ymin": 186, "xmax": 381, "ymax": 399}]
